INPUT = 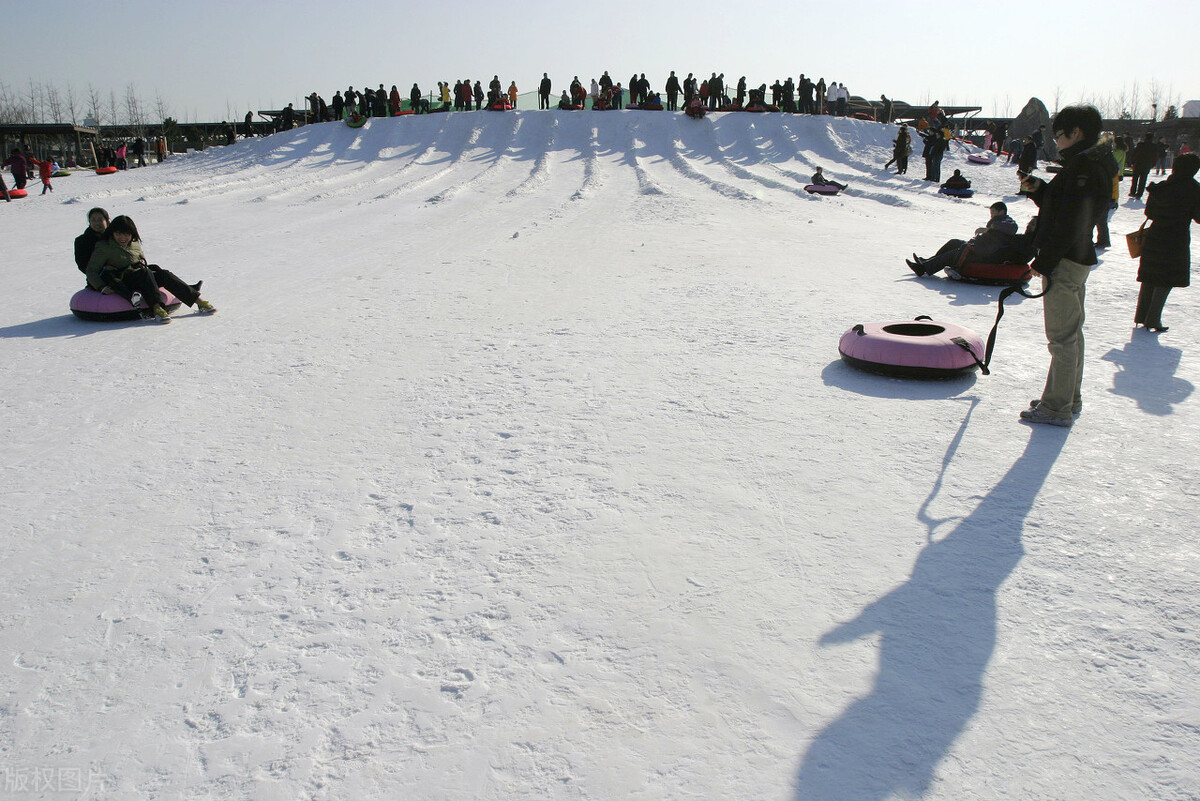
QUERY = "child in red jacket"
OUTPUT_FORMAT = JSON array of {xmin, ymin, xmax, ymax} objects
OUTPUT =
[{"xmin": 36, "ymin": 159, "xmax": 53, "ymax": 194}]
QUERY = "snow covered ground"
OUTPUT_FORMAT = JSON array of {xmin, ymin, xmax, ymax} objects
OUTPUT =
[{"xmin": 2, "ymin": 110, "xmax": 1198, "ymax": 800}]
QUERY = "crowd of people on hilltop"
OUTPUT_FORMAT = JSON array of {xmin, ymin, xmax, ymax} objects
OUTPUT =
[
  {"xmin": 285, "ymin": 71, "xmax": 874, "ymax": 121},
  {"xmin": 287, "ymin": 77, "xmax": 522, "ymax": 123}
]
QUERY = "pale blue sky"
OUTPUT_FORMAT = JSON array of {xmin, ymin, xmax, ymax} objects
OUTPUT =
[{"xmin": 6, "ymin": 0, "xmax": 1198, "ymax": 122}]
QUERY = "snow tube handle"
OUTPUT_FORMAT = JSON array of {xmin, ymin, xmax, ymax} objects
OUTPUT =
[
  {"xmin": 853, "ymin": 324, "xmax": 866, "ymax": 336},
  {"xmin": 982, "ymin": 277, "xmax": 1051, "ymax": 371},
  {"xmin": 951, "ymin": 337, "xmax": 990, "ymax": 376}
]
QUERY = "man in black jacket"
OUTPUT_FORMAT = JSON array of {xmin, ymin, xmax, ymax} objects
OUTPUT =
[
  {"xmin": 799, "ymin": 75, "xmax": 814, "ymax": 114},
  {"xmin": 708, "ymin": 73, "xmax": 723, "ymax": 110},
  {"xmin": 1018, "ymin": 106, "xmax": 1118, "ymax": 426},
  {"xmin": 665, "ymin": 72, "xmax": 681, "ymax": 111},
  {"xmin": 908, "ymin": 202, "xmax": 1031, "ymax": 276},
  {"xmin": 539, "ymin": 73, "xmax": 552, "ymax": 110},
  {"xmin": 1130, "ymin": 133, "xmax": 1158, "ymax": 199}
]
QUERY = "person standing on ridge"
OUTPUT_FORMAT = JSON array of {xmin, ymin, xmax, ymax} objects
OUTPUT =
[{"xmin": 665, "ymin": 71, "xmax": 681, "ymax": 111}]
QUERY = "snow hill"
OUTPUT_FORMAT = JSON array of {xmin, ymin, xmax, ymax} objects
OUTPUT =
[{"xmin": 2, "ymin": 111, "xmax": 1198, "ymax": 800}]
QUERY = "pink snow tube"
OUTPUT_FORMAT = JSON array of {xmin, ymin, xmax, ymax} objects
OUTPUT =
[
  {"xmin": 70, "ymin": 287, "xmax": 182, "ymax": 322},
  {"xmin": 967, "ymin": 152, "xmax": 995, "ymax": 165},
  {"xmin": 805, "ymin": 184, "xmax": 841, "ymax": 195},
  {"xmin": 839, "ymin": 317, "xmax": 986, "ymax": 379}
]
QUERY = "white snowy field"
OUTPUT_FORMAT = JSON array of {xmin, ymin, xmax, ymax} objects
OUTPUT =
[{"xmin": 2, "ymin": 110, "xmax": 1198, "ymax": 801}]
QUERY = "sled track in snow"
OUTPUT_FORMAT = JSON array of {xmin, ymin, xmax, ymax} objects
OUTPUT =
[
  {"xmin": 427, "ymin": 114, "xmax": 525, "ymax": 204},
  {"xmin": 58, "ymin": 112, "xmax": 956, "ymax": 214}
]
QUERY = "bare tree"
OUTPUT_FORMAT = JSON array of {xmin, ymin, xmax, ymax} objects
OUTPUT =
[
  {"xmin": 67, "ymin": 84, "xmax": 82, "ymax": 125},
  {"xmin": 124, "ymin": 83, "xmax": 146, "ymax": 131},
  {"xmin": 47, "ymin": 85, "xmax": 64, "ymax": 123},
  {"xmin": 107, "ymin": 89, "xmax": 120, "ymax": 127},
  {"xmin": 1114, "ymin": 83, "xmax": 1129, "ymax": 119},
  {"xmin": 1148, "ymin": 78, "xmax": 1163, "ymax": 121},
  {"xmin": 87, "ymin": 83, "xmax": 104, "ymax": 125},
  {"xmin": 154, "ymin": 91, "xmax": 171, "ymax": 125},
  {"xmin": 26, "ymin": 79, "xmax": 44, "ymax": 123},
  {"xmin": 0, "ymin": 81, "xmax": 26, "ymax": 122},
  {"xmin": 1129, "ymin": 80, "xmax": 1141, "ymax": 119}
]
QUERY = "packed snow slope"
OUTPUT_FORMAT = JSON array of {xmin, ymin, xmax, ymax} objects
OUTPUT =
[{"xmin": 2, "ymin": 111, "xmax": 1198, "ymax": 801}]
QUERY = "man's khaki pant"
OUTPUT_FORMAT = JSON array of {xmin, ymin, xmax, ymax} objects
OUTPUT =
[{"xmin": 1038, "ymin": 258, "xmax": 1090, "ymax": 416}]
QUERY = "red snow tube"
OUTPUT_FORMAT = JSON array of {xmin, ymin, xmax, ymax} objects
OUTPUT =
[
  {"xmin": 95, "ymin": 166, "xmax": 118, "ymax": 175},
  {"xmin": 946, "ymin": 262, "xmax": 1033, "ymax": 286},
  {"xmin": 839, "ymin": 317, "xmax": 986, "ymax": 379},
  {"xmin": 8, "ymin": 188, "xmax": 28, "ymax": 199},
  {"xmin": 70, "ymin": 287, "xmax": 182, "ymax": 322}
]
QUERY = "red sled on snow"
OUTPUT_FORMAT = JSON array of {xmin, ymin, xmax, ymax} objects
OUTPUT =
[{"xmin": 945, "ymin": 262, "xmax": 1033, "ymax": 286}]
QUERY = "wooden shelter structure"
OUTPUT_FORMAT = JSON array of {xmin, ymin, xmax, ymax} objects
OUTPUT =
[{"xmin": 0, "ymin": 123, "xmax": 100, "ymax": 166}]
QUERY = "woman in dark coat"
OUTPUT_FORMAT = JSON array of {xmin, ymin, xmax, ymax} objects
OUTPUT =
[
  {"xmin": 74, "ymin": 207, "xmax": 110, "ymax": 273},
  {"xmin": 1135, "ymin": 152, "xmax": 1200, "ymax": 332}
]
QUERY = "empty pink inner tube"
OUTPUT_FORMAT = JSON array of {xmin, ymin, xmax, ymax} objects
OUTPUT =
[{"xmin": 839, "ymin": 318, "xmax": 986, "ymax": 378}]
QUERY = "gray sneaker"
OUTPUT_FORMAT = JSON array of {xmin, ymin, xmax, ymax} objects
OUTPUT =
[
  {"xmin": 1020, "ymin": 406, "xmax": 1073, "ymax": 427},
  {"xmin": 1029, "ymin": 399, "xmax": 1082, "ymax": 417}
]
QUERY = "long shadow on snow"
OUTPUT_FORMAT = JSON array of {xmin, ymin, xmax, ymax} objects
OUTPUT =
[
  {"xmin": 1102, "ymin": 333, "xmax": 1194, "ymax": 416},
  {"xmin": 794, "ymin": 420, "xmax": 1066, "ymax": 801},
  {"xmin": 0, "ymin": 314, "xmax": 143, "ymax": 339},
  {"xmin": 903, "ymin": 273, "xmax": 1036, "ymax": 309}
]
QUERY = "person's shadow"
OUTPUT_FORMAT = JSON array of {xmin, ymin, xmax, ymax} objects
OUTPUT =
[
  {"xmin": 794, "ymin": 413, "xmax": 1066, "ymax": 801},
  {"xmin": 1102, "ymin": 333, "xmax": 1193, "ymax": 416},
  {"xmin": 0, "ymin": 315, "xmax": 130, "ymax": 340}
]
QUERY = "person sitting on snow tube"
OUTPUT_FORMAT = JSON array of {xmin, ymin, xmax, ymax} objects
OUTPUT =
[
  {"xmin": 941, "ymin": 169, "xmax": 972, "ymax": 192},
  {"xmin": 85, "ymin": 215, "xmax": 217, "ymax": 322},
  {"xmin": 637, "ymin": 92, "xmax": 664, "ymax": 110},
  {"xmin": 74, "ymin": 207, "xmax": 110, "ymax": 273},
  {"xmin": 810, "ymin": 167, "xmax": 847, "ymax": 191},
  {"xmin": 907, "ymin": 202, "xmax": 1033, "ymax": 276},
  {"xmin": 558, "ymin": 91, "xmax": 576, "ymax": 110}
]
